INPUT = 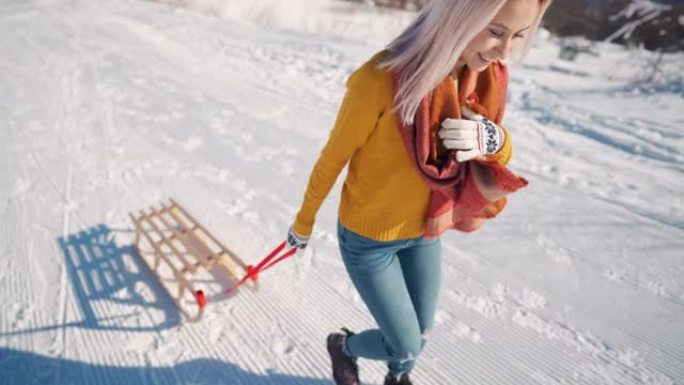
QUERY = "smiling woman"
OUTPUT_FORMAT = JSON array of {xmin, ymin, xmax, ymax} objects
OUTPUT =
[
  {"xmin": 456, "ymin": 0, "xmax": 541, "ymax": 74},
  {"xmin": 286, "ymin": 0, "xmax": 553, "ymax": 384},
  {"xmin": 382, "ymin": 0, "xmax": 551, "ymax": 125}
]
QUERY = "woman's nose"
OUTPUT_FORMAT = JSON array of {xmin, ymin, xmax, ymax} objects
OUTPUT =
[{"xmin": 494, "ymin": 37, "xmax": 514, "ymax": 61}]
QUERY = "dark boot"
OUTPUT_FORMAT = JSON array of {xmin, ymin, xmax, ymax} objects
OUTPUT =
[
  {"xmin": 383, "ymin": 372, "xmax": 413, "ymax": 385},
  {"xmin": 326, "ymin": 328, "xmax": 360, "ymax": 385}
]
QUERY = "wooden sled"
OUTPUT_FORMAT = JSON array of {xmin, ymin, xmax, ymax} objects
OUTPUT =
[{"xmin": 129, "ymin": 198, "xmax": 253, "ymax": 322}]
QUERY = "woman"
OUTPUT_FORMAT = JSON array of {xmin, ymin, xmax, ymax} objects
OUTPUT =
[{"xmin": 287, "ymin": 0, "xmax": 551, "ymax": 384}]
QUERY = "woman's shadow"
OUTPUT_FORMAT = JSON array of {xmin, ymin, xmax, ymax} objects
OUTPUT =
[{"xmin": 0, "ymin": 347, "xmax": 333, "ymax": 385}]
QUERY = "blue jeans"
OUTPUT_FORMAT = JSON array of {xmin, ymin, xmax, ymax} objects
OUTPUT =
[{"xmin": 337, "ymin": 221, "xmax": 442, "ymax": 377}]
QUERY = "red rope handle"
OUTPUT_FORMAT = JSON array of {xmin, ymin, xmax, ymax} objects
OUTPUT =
[
  {"xmin": 262, "ymin": 246, "xmax": 297, "ymax": 273},
  {"xmin": 224, "ymin": 241, "xmax": 298, "ymax": 295}
]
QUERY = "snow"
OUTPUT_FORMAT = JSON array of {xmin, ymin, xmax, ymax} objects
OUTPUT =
[{"xmin": 1, "ymin": 0, "xmax": 683, "ymax": 384}]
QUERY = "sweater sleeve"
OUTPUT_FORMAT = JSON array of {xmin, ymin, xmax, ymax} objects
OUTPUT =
[
  {"xmin": 486, "ymin": 61, "xmax": 512, "ymax": 166},
  {"xmin": 292, "ymin": 62, "xmax": 386, "ymax": 237},
  {"xmin": 487, "ymin": 123, "xmax": 512, "ymax": 166}
]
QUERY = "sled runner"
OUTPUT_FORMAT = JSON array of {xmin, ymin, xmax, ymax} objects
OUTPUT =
[{"xmin": 129, "ymin": 198, "xmax": 253, "ymax": 322}]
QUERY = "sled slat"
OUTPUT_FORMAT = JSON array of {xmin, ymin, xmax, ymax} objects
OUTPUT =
[
  {"xmin": 139, "ymin": 208, "xmax": 196, "ymax": 274},
  {"xmin": 129, "ymin": 213, "xmax": 181, "ymax": 275},
  {"xmin": 169, "ymin": 198, "xmax": 248, "ymax": 269},
  {"xmin": 161, "ymin": 203, "xmax": 221, "ymax": 266},
  {"xmin": 155, "ymin": 205, "xmax": 214, "ymax": 270}
]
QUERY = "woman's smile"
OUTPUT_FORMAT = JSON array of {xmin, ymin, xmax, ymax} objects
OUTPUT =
[{"xmin": 478, "ymin": 53, "xmax": 492, "ymax": 63}]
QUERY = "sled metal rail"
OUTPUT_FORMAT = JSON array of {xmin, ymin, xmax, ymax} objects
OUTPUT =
[{"xmin": 129, "ymin": 198, "xmax": 253, "ymax": 322}]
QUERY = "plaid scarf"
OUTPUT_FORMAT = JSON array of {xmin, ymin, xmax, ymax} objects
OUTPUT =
[{"xmin": 394, "ymin": 62, "xmax": 528, "ymax": 238}]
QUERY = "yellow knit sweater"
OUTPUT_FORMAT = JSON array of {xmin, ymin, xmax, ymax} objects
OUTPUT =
[{"xmin": 293, "ymin": 52, "xmax": 512, "ymax": 241}]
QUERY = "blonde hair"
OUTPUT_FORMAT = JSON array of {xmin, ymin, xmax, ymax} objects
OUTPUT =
[{"xmin": 379, "ymin": 0, "xmax": 551, "ymax": 125}]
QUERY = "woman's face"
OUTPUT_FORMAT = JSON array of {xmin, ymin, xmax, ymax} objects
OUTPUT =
[{"xmin": 458, "ymin": 0, "xmax": 541, "ymax": 73}]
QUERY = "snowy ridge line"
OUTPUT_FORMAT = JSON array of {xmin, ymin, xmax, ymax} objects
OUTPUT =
[
  {"xmin": 445, "ymin": 307, "xmax": 590, "ymax": 385},
  {"xmin": 222, "ymin": 287, "xmax": 328, "ymax": 383},
  {"xmin": 555, "ymin": 220, "xmax": 684, "ymax": 304},
  {"xmin": 181, "ymin": 314, "xmax": 253, "ymax": 385},
  {"xmin": 439, "ymin": 244, "xmax": 680, "ymax": 384},
  {"xmin": 433, "ymin": 300, "xmax": 587, "ymax": 385},
  {"xmin": 597, "ymin": 198, "xmax": 684, "ymax": 233},
  {"xmin": 247, "ymin": 267, "xmax": 365, "ymax": 378},
  {"xmin": 236, "ymin": 284, "xmax": 327, "ymax": 380},
  {"xmin": 109, "ymin": 12, "xmax": 342, "ymax": 119},
  {"xmin": 560, "ymin": 238, "xmax": 684, "ymax": 307},
  {"xmin": 53, "ymin": 228, "xmax": 70, "ymax": 365},
  {"xmin": 525, "ymin": 104, "xmax": 683, "ymax": 168},
  {"xmin": 3, "ymin": 205, "xmax": 30, "ymax": 350},
  {"xmin": 444, "ymin": 288, "xmax": 671, "ymax": 385},
  {"xmin": 435, "ymin": 313, "xmax": 553, "ymax": 385},
  {"xmin": 478, "ymin": 281, "xmax": 681, "ymax": 384},
  {"xmin": 95, "ymin": 18, "xmax": 332, "ymax": 178},
  {"xmin": 236, "ymin": 287, "xmax": 326, "ymax": 381},
  {"xmin": 445, "ymin": 235, "xmax": 684, "ymax": 366},
  {"xmin": 260, "ymin": 285, "xmax": 340, "ymax": 378},
  {"xmin": 414, "ymin": 243, "xmax": 592, "ymax": 383},
  {"xmin": 4, "ymin": 128, "xmax": 47, "ymax": 356},
  {"xmin": 509, "ymin": 310, "xmax": 683, "ymax": 384},
  {"xmin": 435, "ymin": 269, "xmax": 595, "ymax": 384},
  {"xmin": 510, "ymin": 82, "xmax": 684, "ymax": 168}
]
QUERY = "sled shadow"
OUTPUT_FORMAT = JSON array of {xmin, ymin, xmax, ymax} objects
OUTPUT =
[
  {"xmin": 0, "ymin": 224, "xmax": 181, "ymax": 337},
  {"xmin": 0, "ymin": 347, "xmax": 332, "ymax": 385}
]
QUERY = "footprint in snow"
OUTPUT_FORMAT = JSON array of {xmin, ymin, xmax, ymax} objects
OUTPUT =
[
  {"xmin": 279, "ymin": 163, "xmax": 294, "ymax": 176},
  {"xmin": 12, "ymin": 178, "xmax": 32, "ymax": 197},
  {"xmin": 318, "ymin": 230, "xmax": 338, "ymax": 245},
  {"xmin": 182, "ymin": 137, "xmax": 203, "ymax": 152},
  {"xmin": 122, "ymin": 166, "xmax": 143, "ymax": 183},
  {"xmin": 10, "ymin": 304, "xmax": 31, "ymax": 329},
  {"xmin": 125, "ymin": 334, "xmax": 156, "ymax": 353},
  {"xmin": 452, "ymin": 322, "xmax": 482, "ymax": 343},
  {"xmin": 62, "ymin": 200, "xmax": 80, "ymax": 212},
  {"xmin": 518, "ymin": 288, "xmax": 547, "ymax": 309},
  {"xmin": 241, "ymin": 211, "xmax": 261, "ymax": 225},
  {"xmin": 604, "ymin": 269, "xmax": 624, "ymax": 283},
  {"xmin": 434, "ymin": 310, "xmax": 452, "ymax": 325},
  {"xmin": 548, "ymin": 248, "xmax": 574, "ymax": 267},
  {"xmin": 536, "ymin": 234, "xmax": 573, "ymax": 267},
  {"xmin": 225, "ymin": 198, "xmax": 248, "ymax": 216},
  {"xmin": 272, "ymin": 338, "xmax": 295, "ymax": 356},
  {"xmin": 209, "ymin": 121, "xmax": 227, "ymax": 136}
]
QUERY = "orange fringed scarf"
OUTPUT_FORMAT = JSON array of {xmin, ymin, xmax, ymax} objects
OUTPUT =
[{"xmin": 394, "ymin": 62, "xmax": 529, "ymax": 238}]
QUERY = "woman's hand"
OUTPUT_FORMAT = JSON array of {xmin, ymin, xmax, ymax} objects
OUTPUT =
[
  {"xmin": 287, "ymin": 226, "xmax": 310, "ymax": 249},
  {"xmin": 438, "ymin": 107, "xmax": 506, "ymax": 162}
]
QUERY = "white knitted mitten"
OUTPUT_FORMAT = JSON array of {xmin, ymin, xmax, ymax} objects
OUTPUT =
[{"xmin": 438, "ymin": 106, "xmax": 506, "ymax": 162}]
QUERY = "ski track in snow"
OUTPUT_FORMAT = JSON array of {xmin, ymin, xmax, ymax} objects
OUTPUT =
[{"xmin": 1, "ymin": 0, "xmax": 683, "ymax": 384}]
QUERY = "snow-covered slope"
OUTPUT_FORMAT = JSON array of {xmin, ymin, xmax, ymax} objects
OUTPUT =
[{"xmin": 1, "ymin": 0, "xmax": 683, "ymax": 384}]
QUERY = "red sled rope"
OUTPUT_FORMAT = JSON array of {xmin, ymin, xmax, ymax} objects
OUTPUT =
[{"xmin": 224, "ymin": 241, "xmax": 298, "ymax": 295}]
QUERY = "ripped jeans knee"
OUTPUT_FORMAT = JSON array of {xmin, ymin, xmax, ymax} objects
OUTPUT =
[
  {"xmin": 387, "ymin": 329, "xmax": 432, "ymax": 376},
  {"xmin": 421, "ymin": 328, "xmax": 431, "ymax": 346}
]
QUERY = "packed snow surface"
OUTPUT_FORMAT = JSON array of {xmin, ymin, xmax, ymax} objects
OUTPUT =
[{"xmin": 1, "ymin": 0, "xmax": 683, "ymax": 384}]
